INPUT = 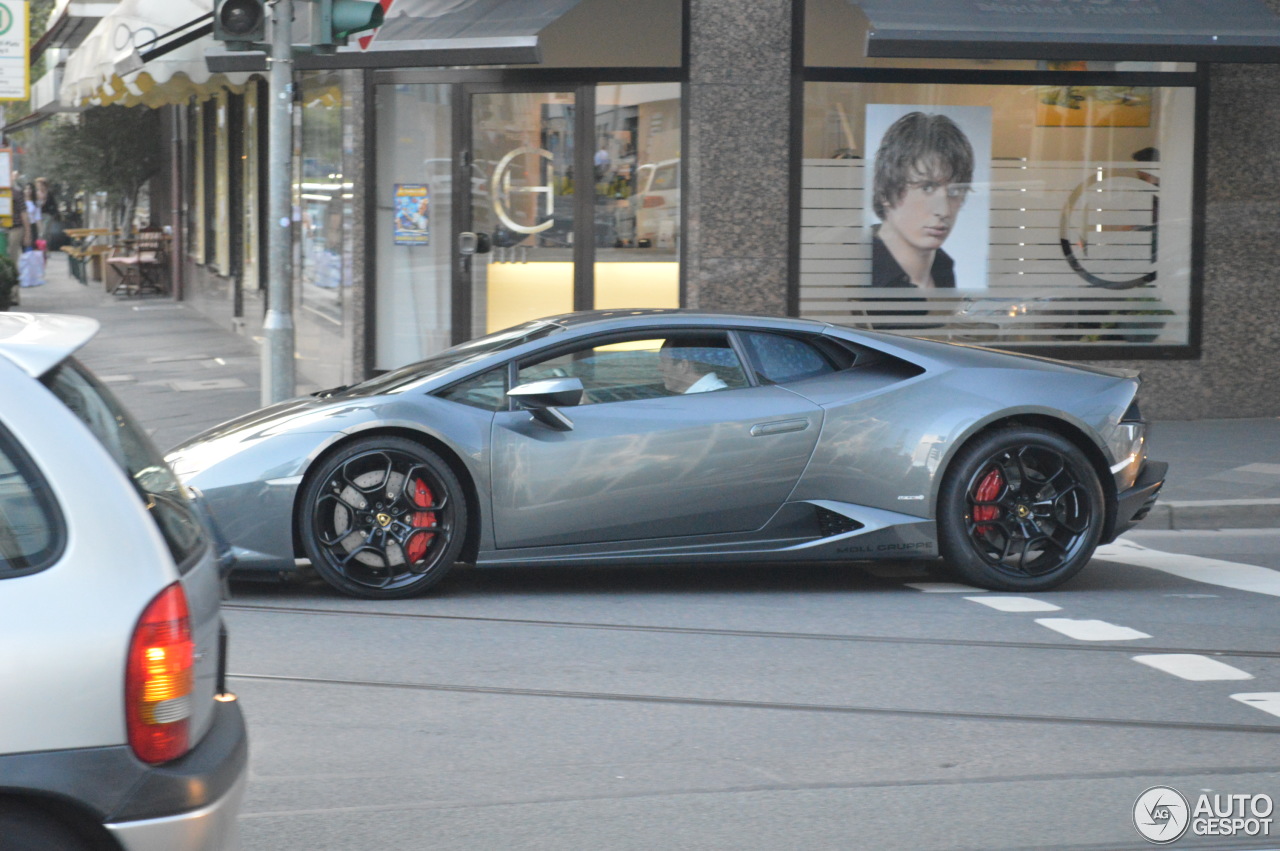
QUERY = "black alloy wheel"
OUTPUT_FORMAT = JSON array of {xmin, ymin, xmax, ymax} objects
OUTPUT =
[
  {"xmin": 938, "ymin": 427, "xmax": 1104, "ymax": 591},
  {"xmin": 299, "ymin": 436, "xmax": 468, "ymax": 599}
]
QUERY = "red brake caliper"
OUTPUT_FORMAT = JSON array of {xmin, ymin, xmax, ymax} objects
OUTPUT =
[
  {"xmin": 405, "ymin": 478, "xmax": 437, "ymax": 563},
  {"xmin": 972, "ymin": 467, "xmax": 1003, "ymax": 535}
]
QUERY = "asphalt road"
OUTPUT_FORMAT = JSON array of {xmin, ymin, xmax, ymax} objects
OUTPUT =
[{"xmin": 224, "ymin": 530, "xmax": 1280, "ymax": 850}]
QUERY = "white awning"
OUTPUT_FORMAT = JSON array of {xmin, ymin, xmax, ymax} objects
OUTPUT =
[{"xmin": 59, "ymin": 0, "xmax": 248, "ymax": 108}]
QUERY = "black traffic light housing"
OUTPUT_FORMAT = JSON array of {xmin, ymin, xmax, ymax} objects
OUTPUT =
[
  {"xmin": 311, "ymin": 0, "xmax": 385, "ymax": 51},
  {"xmin": 213, "ymin": 0, "xmax": 266, "ymax": 48}
]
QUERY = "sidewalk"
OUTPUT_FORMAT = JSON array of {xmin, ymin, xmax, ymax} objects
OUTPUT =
[
  {"xmin": 12, "ymin": 252, "xmax": 262, "ymax": 451},
  {"xmin": 10, "ymin": 251, "xmax": 1280, "ymax": 530}
]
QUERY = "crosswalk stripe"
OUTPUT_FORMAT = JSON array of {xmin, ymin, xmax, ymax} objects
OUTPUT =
[
  {"xmin": 964, "ymin": 596, "xmax": 1062, "ymax": 612},
  {"xmin": 1231, "ymin": 693, "xmax": 1280, "ymax": 719},
  {"xmin": 905, "ymin": 582, "xmax": 986, "ymax": 593},
  {"xmin": 1133, "ymin": 654, "xmax": 1254, "ymax": 681},
  {"xmin": 1035, "ymin": 618, "xmax": 1151, "ymax": 641},
  {"xmin": 1096, "ymin": 541, "xmax": 1280, "ymax": 597}
]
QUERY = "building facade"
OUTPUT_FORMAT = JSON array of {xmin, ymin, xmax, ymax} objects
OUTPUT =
[{"xmin": 34, "ymin": 0, "xmax": 1280, "ymax": 418}]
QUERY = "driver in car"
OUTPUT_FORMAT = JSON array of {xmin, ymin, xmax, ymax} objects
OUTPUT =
[{"xmin": 659, "ymin": 338, "xmax": 730, "ymax": 394}]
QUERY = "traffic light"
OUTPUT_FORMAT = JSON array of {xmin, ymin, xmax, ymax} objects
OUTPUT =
[
  {"xmin": 213, "ymin": 0, "xmax": 266, "ymax": 48},
  {"xmin": 311, "ymin": 0, "xmax": 384, "ymax": 50}
]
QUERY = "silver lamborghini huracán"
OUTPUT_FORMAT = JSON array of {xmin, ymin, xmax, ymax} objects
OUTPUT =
[{"xmin": 167, "ymin": 310, "xmax": 1166, "ymax": 599}]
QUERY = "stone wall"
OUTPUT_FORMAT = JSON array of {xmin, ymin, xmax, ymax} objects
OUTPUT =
[{"xmin": 683, "ymin": 0, "xmax": 794, "ymax": 315}]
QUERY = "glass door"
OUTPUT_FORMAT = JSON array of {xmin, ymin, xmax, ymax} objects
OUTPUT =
[{"xmin": 461, "ymin": 88, "xmax": 579, "ymax": 339}]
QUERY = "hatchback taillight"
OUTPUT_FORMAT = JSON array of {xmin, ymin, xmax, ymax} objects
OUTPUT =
[{"xmin": 126, "ymin": 582, "xmax": 194, "ymax": 764}]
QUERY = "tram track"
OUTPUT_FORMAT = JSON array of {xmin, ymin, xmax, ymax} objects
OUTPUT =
[
  {"xmin": 223, "ymin": 602, "xmax": 1280, "ymax": 661},
  {"xmin": 227, "ymin": 670, "xmax": 1280, "ymax": 735}
]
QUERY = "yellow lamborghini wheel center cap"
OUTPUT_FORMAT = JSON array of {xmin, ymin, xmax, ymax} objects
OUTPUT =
[
  {"xmin": 376, "ymin": 513, "xmax": 392, "ymax": 527},
  {"xmin": 1015, "ymin": 504, "xmax": 1031, "ymax": 518}
]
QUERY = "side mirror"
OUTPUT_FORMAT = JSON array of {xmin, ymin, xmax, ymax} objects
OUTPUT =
[{"xmin": 507, "ymin": 377, "xmax": 583, "ymax": 430}]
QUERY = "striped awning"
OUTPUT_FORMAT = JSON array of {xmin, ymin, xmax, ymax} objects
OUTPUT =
[{"xmin": 59, "ymin": 0, "xmax": 248, "ymax": 108}]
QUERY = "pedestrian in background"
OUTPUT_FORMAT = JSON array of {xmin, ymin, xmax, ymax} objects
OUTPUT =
[
  {"xmin": 18, "ymin": 183, "xmax": 46, "ymax": 289},
  {"xmin": 35, "ymin": 178, "xmax": 69, "ymax": 254}
]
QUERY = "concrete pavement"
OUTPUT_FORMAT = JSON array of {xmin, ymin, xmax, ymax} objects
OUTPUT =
[{"xmin": 10, "ymin": 250, "xmax": 1280, "ymax": 530}]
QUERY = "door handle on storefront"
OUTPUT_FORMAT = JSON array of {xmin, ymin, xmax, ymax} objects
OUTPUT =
[{"xmin": 458, "ymin": 232, "xmax": 492, "ymax": 255}]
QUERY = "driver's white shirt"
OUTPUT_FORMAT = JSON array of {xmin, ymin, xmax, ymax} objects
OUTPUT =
[{"xmin": 686, "ymin": 372, "xmax": 728, "ymax": 394}]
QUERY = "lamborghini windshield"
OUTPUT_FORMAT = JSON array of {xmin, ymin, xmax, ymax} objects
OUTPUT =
[{"xmin": 348, "ymin": 319, "xmax": 567, "ymax": 395}]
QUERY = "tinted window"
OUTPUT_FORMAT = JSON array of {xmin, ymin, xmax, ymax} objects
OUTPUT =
[
  {"xmin": 0, "ymin": 426, "xmax": 62, "ymax": 577},
  {"xmin": 437, "ymin": 366, "xmax": 508, "ymax": 411},
  {"xmin": 518, "ymin": 331, "xmax": 748, "ymax": 404},
  {"xmin": 43, "ymin": 359, "xmax": 205, "ymax": 569},
  {"xmin": 740, "ymin": 332, "xmax": 836, "ymax": 384}
]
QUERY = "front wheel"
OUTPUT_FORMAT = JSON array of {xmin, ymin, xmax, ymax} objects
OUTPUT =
[
  {"xmin": 937, "ymin": 427, "xmax": 1104, "ymax": 591},
  {"xmin": 298, "ymin": 436, "xmax": 468, "ymax": 599}
]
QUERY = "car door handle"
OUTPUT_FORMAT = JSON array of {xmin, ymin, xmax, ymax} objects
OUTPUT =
[{"xmin": 750, "ymin": 418, "xmax": 810, "ymax": 437}]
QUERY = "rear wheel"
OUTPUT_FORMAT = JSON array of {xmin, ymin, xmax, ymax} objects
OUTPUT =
[
  {"xmin": 299, "ymin": 436, "xmax": 468, "ymax": 599},
  {"xmin": 937, "ymin": 427, "xmax": 1103, "ymax": 591}
]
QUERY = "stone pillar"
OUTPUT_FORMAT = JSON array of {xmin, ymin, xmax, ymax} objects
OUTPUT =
[{"xmin": 683, "ymin": 0, "xmax": 795, "ymax": 314}]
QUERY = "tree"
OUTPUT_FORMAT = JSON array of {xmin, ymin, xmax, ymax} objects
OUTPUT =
[{"xmin": 42, "ymin": 106, "xmax": 163, "ymax": 235}]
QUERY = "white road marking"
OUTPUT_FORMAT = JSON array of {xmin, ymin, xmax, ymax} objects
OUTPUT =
[
  {"xmin": 1232, "ymin": 693, "xmax": 1280, "ymax": 720},
  {"xmin": 1097, "ymin": 540, "xmax": 1280, "ymax": 598},
  {"xmin": 1233, "ymin": 462, "xmax": 1280, "ymax": 476},
  {"xmin": 1132, "ymin": 654, "xmax": 1254, "ymax": 681},
  {"xmin": 965, "ymin": 596, "xmax": 1061, "ymax": 613},
  {"xmin": 906, "ymin": 582, "xmax": 987, "ymax": 593},
  {"xmin": 1035, "ymin": 618, "xmax": 1151, "ymax": 641}
]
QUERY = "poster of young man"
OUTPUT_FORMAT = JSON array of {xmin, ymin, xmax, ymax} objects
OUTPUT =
[{"xmin": 865, "ymin": 104, "xmax": 992, "ymax": 292}]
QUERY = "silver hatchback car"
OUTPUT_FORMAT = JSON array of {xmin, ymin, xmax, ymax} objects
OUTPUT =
[{"xmin": 0, "ymin": 313, "xmax": 246, "ymax": 850}]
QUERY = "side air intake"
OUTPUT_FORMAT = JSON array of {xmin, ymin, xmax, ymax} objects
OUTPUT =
[{"xmin": 816, "ymin": 507, "xmax": 864, "ymax": 537}]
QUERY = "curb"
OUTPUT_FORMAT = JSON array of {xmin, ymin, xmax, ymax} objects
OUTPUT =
[{"xmin": 1140, "ymin": 498, "xmax": 1280, "ymax": 531}]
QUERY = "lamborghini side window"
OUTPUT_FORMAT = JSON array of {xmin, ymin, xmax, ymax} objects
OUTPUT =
[
  {"xmin": 517, "ymin": 332, "xmax": 748, "ymax": 404},
  {"xmin": 739, "ymin": 332, "xmax": 836, "ymax": 385},
  {"xmin": 437, "ymin": 366, "xmax": 507, "ymax": 411}
]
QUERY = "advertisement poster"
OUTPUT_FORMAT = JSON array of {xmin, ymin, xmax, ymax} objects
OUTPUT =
[
  {"xmin": 864, "ymin": 104, "xmax": 992, "ymax": 291},
  {"xmin": 1036, "ymin": 86, "xmax": 1153, "ymax": 127},
  {"xmin": 394, "ymin": 184, "xmax": 430, "ymax": 245}
]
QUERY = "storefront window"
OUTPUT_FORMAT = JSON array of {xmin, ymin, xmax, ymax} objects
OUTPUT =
[
  {"xmin": 214, "ymin": 90, "xmax": 232, "ymax": 276},
  {"xmin": 296, "ymin": 72, "xmax": 352, "ymax": 387},
  {"xmin": 800, "ymin": 81, "xmax": 1195, "ymax": 350},
  {"xmin": 374, "ymin": 83, "xmax": 454, "ymax": 370},
  {"xmin": 593, "ymin": 83, "xmax": 681, "ymax": 310},
  {"xmin": 469, "ymin": 90, "xmax": 577, "ymax": 337},
  {"xmin": 242, "ymin": 79, "xmax": 262, "ymax": 292},
  {"xmin": 189, "ymin": 100, "xmax": 207, "ymax": 263}
]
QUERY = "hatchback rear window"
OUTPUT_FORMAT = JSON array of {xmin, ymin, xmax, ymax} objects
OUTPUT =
[
  {"xmin": 0, "ymin": 425, "xmax": 63, "ymax": 577},
  {"xmin": 42, "ymin": 359, "xmax": 206, "ymax": 569}
]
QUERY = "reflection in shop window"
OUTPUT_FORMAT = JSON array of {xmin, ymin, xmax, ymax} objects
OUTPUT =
[
  {"xmin": 800, "ymin": 81, "xmax": 1195, "ymax": 351},
  {"xmin": 594, "ymin": 83, "xmax": 681, "ymax": 310},
  {"xmin": 298, "ymin": 73, "xmax": 350, "ymax": 323}
]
